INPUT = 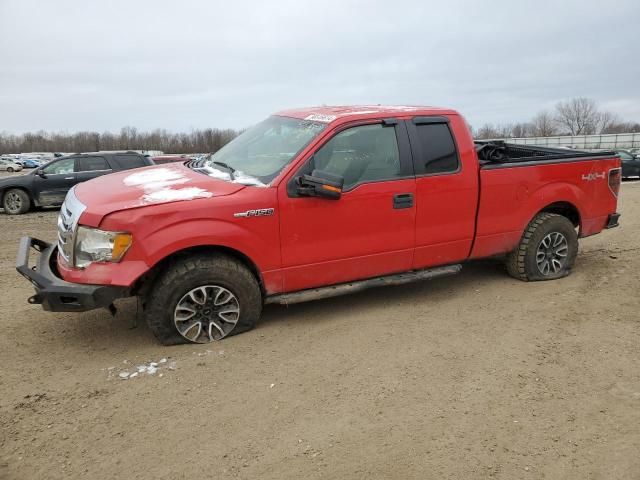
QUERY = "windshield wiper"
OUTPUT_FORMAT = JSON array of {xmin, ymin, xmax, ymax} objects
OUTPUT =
[{"xmin": 212, "ymin": 161, "xmax": 236, "ymax": 180}]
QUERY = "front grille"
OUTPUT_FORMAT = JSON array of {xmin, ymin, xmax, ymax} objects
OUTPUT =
[
  {"xmin": 57, "ymin": 205, "xmax": 73, "ymax": 262},
  {"xmin": 56, "ymin": 187, "xmax": 86, "ymax": 265}
]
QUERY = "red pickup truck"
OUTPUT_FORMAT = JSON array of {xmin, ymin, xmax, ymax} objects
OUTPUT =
[{"xmin": 17, "ymin": 106, "xmax": 621, "ymax": 345}]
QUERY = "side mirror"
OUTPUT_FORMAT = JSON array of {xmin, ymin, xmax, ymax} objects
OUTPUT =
[
  {"xmin": 36, "ymin": 169, "xmax": 47, "ymax": 178},
  {"xmin": 297, "ymin": 169, "xmax": 344, "ymax": 200}
]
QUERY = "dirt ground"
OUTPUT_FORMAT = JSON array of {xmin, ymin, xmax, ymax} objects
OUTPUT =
[{"xmin": 1, "ymin": 174, "xmax": 639, "ymax": 480}]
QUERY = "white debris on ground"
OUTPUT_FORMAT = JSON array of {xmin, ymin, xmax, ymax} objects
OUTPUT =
[
  {"xmin": 192, "ymin": 349, "xmax": 224, "ymax": 357},
  {"xmin": 107, "ymin": 358, "xmax": 173, "ymax": 380},
  {"xmin": 108, "ymin": 349, "xmax": 221, "ymax": 380}
]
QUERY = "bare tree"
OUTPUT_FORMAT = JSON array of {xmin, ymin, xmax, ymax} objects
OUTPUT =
[
  {"xmin": 475, "ymin": 123, "xmax": 502, "ymax": 139},
  {"xmin": 595, "ymin": 111, "xmax": 620, "ymax": 134},
  {"xmin": 475, "ymin": 123, "xmax": 526, "ymax": 139},
  {"xmin": 531, "ymin": 111, "xmax": 557, "ymax": 137},
  {"xmin": 601, "ymin": 120, "xmax": 640, "ymax": 134},
  {"xmin": 0, "ymin": 127, "xmax": 240, "ymax": 155},
  {"xmin": 554, "ymin": 97, "xmax": 601, "ymax": 135},
  {"xmin": 2, "ymin": 98, "xmax": 639, "ymax": 154},
  {"xmin": 497, "ymin": 124, "xmax": 514, "ymax": 138},
  {"xmin": 510, "ymin": 122, "xmax": 533, "ymax": 138}
]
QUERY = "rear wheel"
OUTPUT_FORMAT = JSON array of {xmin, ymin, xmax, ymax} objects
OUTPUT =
[
  {"xmin": 143, "ymin": 254, "xmax": 262, "ymax": 345},
  {"xmin": 3, "ymin": 189, "xmax": 31, "ymax": 215},
  {"xmin": 506, "ymin": 213, "xmax": 578, "ymax": 281}
]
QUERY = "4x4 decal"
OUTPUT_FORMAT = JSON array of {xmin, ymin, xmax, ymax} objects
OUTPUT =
[{"xmin": 582, "ymin": 172, "xmax": 606, "ymax": 181}]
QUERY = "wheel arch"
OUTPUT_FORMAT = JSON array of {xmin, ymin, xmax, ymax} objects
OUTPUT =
[
  {"xmin": 133, "ymin": 244, "xmax": 265, "ymax": 297},
  {"xmin": 2, "ymin": 185, "xmax": 32, "ymax": 201},
  {"xmin": 520, "ymin": 180, "xmax": 585, "ymax": 235},
  {"xmin": 537, "ymin": 201, "xmax": 581, "ymax": 229}
]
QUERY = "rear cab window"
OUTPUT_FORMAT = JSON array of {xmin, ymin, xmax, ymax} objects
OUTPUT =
[
  {"xmin": 111, "ymin": 155, "xmax": 149, "ymax": 169},
  {"xmin": 408, "ymin": 118, "xmax": 460, "ymax": 175},
  {"xmin": 78, "ymin": 156, "xmax": 109, "ymax": 172}
]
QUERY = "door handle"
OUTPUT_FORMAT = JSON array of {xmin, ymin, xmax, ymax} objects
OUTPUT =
[
  {"xmin": 393, "ymin": 193, "xmax": 413, "ymax": 209},
  {"xmin": 64, "ymin": 176, "xmax": 74, "ymax": 180}
]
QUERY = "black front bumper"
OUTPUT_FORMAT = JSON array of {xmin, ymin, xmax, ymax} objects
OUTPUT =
[{"xmin": 16, "ymin": 237, "xmax": 128, "ymax": 312}]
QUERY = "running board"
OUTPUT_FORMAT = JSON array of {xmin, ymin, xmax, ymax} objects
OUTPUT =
[{"xmin": 265, "ymin": 264, "xmax": 462, "ymax": 306}]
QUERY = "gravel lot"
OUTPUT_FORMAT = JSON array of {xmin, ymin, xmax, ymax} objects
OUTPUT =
[{"xmin": 1, "ymin": 172, "xmax": 639, "ymax": 480}]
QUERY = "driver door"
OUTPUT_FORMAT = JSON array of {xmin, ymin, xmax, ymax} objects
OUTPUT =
[
  {"xmin": 34, "ymin": 157, "xmax": 77, "ymax": 206},
  {"xmin": 278, "ymin": 120, "xmax": 416, "ymax": 292}
]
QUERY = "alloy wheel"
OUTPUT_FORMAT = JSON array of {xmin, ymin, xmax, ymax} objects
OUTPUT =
[
  {"xmin": 174, "ymin": 285, "xmax": 240, "ymax": 343},
  {"xmin": 4, "ymin": 192, "xmax": 22, "ymax": 213},
  {"xmin": 536, "ymin": 232, "xmax": 568, "ymax": 276}
]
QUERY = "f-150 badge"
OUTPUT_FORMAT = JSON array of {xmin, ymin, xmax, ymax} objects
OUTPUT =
[{"xmin": 234, "ymin": 208, "xmax": 275, "ymax": 218}]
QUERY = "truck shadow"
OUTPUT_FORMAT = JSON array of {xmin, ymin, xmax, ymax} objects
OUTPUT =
[
  {"xmin": 32, "ymin": 258, "xmax": 509, "ymax": 350},
  {"xmin": 258, "ymin": 258, "xmax": 507, "ymax": 329},
  {"xmin": 54, "ymin": 297, "xmax": 159, "ymax": 348}
]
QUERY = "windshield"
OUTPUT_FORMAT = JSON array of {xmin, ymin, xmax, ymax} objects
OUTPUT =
[{"xmin": 203, "ymin": 116, "xmax": 327, "ymax": 185}]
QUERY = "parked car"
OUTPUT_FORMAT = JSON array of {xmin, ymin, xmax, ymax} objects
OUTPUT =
[
  {"xmin": 616, "ymin": 150, "xmax": 640, "ymax": 178},
  {"xmin": 14, "ymin": 158, "xmax": 42, "ymax": 168},
  {"xmin": 17, "ymin": 106, "xmax": 621, "ymax": 345},
  {"xmin": 1, "ymin": 152, "xmax": 153, "ymax": 214},
  {"xmin": 0, "ymin": 158, "xmax": 23, "ymax": 173}
]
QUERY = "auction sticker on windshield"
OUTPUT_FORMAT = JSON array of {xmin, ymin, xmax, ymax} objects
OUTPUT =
[{"xmin": 304, "ymin": 114, "xmax": 336, "ymax": 123}]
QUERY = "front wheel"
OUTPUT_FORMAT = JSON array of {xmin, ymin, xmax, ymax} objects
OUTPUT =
[
  {"xmin": 144, "ymin": 254, "xmax": 262, "ymax": 345},
  {"xmin": 6, "ymin": 167, "xmax": 14, "ymax": 173},
  {"xmin": 3, "ymin": 189, "xmax": 31, "ymax": 215},
  {"xmin": 506, "ymin": 213, "xmax": 578, "ymax": 281}
]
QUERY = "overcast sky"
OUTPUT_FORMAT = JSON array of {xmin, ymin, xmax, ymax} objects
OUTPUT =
[{"xmin": 1, "ymin": 0, "xmax": 639, "ymax": 133}]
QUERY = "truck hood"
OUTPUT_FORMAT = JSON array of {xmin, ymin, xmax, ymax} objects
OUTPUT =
[{"xmin": 74, "ymin": 164, "xmax": 246, "ymax": 224}]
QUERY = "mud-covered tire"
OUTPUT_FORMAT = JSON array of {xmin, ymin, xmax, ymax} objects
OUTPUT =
[
  {"xmin": 3, "ymin": 188, "xmax": 31, "ymax": 215},
  {"xmin": 143, "ymin": 254, "xmax": 262, "ymax": 345},
  {"xmin": 506, "ymin": 213, "xmax": 578, "ymax": 282}
]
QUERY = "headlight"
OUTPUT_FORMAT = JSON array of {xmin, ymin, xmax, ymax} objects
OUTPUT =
[{"xmin": 74, "ymin": 226, "xmax": 132, "ymax": 268}]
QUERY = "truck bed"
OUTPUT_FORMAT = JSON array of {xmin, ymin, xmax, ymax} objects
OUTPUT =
[
  {"xmin": 475, "ymin": 141, "xmax": 616, "ymax": 167},
  {"xmin": 470, "ymin": 142, "xmax": 620, "ymax": 259}
]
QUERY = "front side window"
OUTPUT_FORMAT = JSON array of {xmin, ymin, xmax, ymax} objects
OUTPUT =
[
  {"xmin": 43, "ymin": 158, "xmax": 75, "ymax": 174},
  {"xmin": 412, "ymin": 123, "xmax": 459, "ymax": 175},
  {"xmin": 204, "ymin": 116, "xmax": 327, "ymax": 185},
  {"xmin": 313, "ymin": 124, "xmax": 401, "ymax": 189},
  {"xmin": 78, "ymin": 156, "xmax": 109, "ymax": 172}
]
